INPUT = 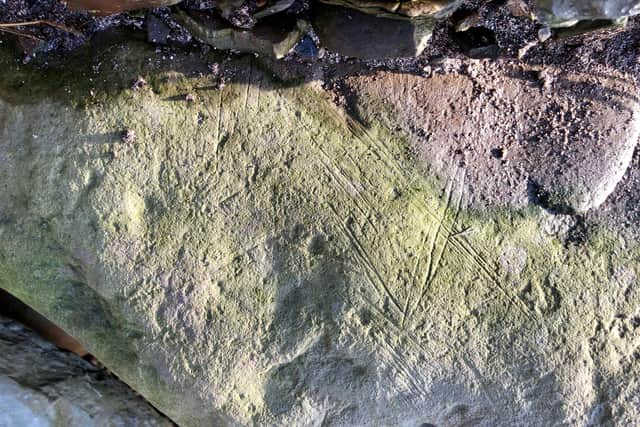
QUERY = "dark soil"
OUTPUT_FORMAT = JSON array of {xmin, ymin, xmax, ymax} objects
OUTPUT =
[{"xmin": 2, "ymin": 0, "xmax": 637, "ymax": 80}]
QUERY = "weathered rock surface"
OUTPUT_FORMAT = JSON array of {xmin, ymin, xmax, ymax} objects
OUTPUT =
[
  {"xmin": 596, "ymin": 145, "xmax": 640, "ymax": 233},
  {"xmin": 1, "ymin": 40, "xmax": 640, "ymax": 426},
  {"xmin": 0, "ymin": 315, "xmax": 171, "ymax": 426},
  {"xmin": 343, "ymin": 61, "xmax": 640, "ymax": 212},
  {"xmin": 318, "ymin": 0, "xmax": 462, "ymax": 18},
  {"xmin": 535, "ymin": 0, "xmax": 640, "ymax": 25}
]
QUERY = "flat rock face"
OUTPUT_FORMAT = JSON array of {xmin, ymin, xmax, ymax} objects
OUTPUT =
[
  {"xmin": 1, "ymin": 41, "xmax": 640, "ymax": 426},
  {"xmin": 344, "ymin": 61, "xmax": 640, "ymax": 213},
  {"xmin": 0, "ymin": 315, "xmax": 171, "ymax": 426},
  {"xmin": 313, "ymin": 4, "xmax": 434, "ymax": 59}
]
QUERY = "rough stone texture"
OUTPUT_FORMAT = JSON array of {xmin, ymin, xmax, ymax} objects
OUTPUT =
[
  {"xmin": 1, "ymin": 40, "xmax": 640, "ymax": 426},
  {"xmin": 0, "ymin": 315, "xmax": 171, "ymax": 426},
  {"xmin": 597, "ymin": 147, "xmax": 640, "ymax": 233},
  {"xmin": 535, "ymin": 0, "xmax": 640, "ymax": 24},
  {"xmin": 343, "ymin": 61, "xmax": 640, "ymax": 212}
]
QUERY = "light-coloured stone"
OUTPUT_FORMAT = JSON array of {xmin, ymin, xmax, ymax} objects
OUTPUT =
[
  {"xmin": 1, "ymin": 41, "xmax": 640, "ymax": 427},
  {"xmin": 344, "ymin": 62, "xmax": 640, "ymax": 212},
  {"xmin": 0, "ymin": 315, "xmax": 171, "ymax": 427},
  {"xmin": 535, "ymin": 0, "xmax": 640, "ymax": 25}
]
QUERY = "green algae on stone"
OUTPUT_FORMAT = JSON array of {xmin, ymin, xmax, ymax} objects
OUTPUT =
[{"xmin": 1, "ymin": 39, "xmax": 639, "ymax": 426}]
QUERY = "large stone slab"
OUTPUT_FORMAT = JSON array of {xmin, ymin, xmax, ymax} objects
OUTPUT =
[{"xmin": 1, "ymin": 40, "xmax": 640, "ymax": 426}]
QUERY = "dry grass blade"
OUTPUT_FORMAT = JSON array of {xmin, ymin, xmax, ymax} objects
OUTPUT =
[
  {"xmin": 0, "ymin": 27, "xmax": 44, "ymax": 41},
  {"xmin": 0, "ymin": 20, "xmax": 83, "ymax": 37}
]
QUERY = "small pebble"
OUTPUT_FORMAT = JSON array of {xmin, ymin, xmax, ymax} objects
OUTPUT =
[
  {"xmin": 131, "ymin": 76, "xmax": 146, "ymax": 90},
  {"xmin": 121, "ymin": 129, "xmax": 136, "ymax": 144},
  {"xmin": 538, "ymin": 27, "xmax": 552, "ymax": 42}
]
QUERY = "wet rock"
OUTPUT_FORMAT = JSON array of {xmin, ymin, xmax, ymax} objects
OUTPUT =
[
  {"xmin": 212, "ymin": 0, "xmax": 298, "ymax": 29},
  {"xmin": 535, "ymin": 0, "xmax": 640, "ymax": 23},
  {"xmin": 311, "ymin": 0, "xmax": 464, "ymax": 59},
  {"xmin": 0, "ymin": 315, "xmax": 171, "ymax": 426},
  {"xmin": 535, "ymin": 0, "xmax": 640, "ymax": 29},
  {"xmin": 254, "ymin": 0, "xmax": 297, "ymax": 19},
  {"xmin": 313, "ymin": 4, "xmax": 434, "ymax": 59},
  {"xmin": 292, "ymin": 36, "xmax": 319, "ymax": 61},
  {"xmin": 318, "ymin": 0, "xmax": 462, "ymax": 19}
]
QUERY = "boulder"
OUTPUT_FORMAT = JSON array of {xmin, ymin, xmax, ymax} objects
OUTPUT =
[
  {"xmin": 64, "ymin": 0, "xmax": 181, "ymax": 15},
  {"xmin": 318, "ymin": 0, "xmax": 463, "ymax": 18},
  {"xmin": 1, "ymin": 40, "xmax": 640, "ymax": 426},
  {"xmin": 535, "ymin": 0, "xmax": 640, "ymax": 22},
  {"xmin": 175, "ymin": 11, "xmax": 306, "ymax": 59}
]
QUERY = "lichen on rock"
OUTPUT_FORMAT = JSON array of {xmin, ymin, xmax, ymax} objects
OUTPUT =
[{"xmin": 1, "ymin": 37, "xmax": 640, "ymax": 427}]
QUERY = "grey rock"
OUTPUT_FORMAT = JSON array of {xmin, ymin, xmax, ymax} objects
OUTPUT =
[
  {"xmin": 65, "ymin": 0, "xmax": 182, "ymax": 15},
  {"xmin": 535, "ymin": 0, "xmax": 640, "ymax": 25},
  {"xmin": 534, "ymin": 0, "xmax": 640, "ymax": 36},
  {"xmin": 1, "ymin": 40, "xmax": 640, "ymax": 427},
  {"xmin": 313, "ymin": 4, "xmax": 435, "ymax": 59},
  {"xmin": 175, "ymin": 11, "xmax": 306, "ymax": 58},
  {"xmin": 318, "ymin": 0, "xmax": 462, "ymax": 19},
  {"xmin": 0, "ymin": 315, "xmax": 171, "ymax": 427}
]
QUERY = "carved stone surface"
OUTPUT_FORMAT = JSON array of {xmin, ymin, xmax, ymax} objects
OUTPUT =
[{"xmin": 1, "ymin": 39, "xmax": 639, "ymax": 426}]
